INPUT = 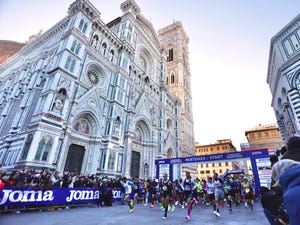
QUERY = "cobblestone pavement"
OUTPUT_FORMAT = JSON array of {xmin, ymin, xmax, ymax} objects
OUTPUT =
[{"xmin": 1, "ymin": 202, "xmax": 270, "ymax": 225}]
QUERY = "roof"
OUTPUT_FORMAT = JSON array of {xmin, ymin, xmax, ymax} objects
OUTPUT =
[{"xmin": 245, "ymin": 123, "xmax": 279, "ymax": 133}]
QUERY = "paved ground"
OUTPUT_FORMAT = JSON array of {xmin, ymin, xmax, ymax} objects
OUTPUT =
[{"xmin": 1, "ymin": 202, "xmax": 269, "ymax": 225}]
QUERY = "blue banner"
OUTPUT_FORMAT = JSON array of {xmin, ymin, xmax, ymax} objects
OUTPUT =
[
  {"xmin": 155, "ymin": 149, "xmax": 269, "ymax": 165},
  {"xmin": 0, "ymin": 187, "xmax": 122, "ymax": 207}
]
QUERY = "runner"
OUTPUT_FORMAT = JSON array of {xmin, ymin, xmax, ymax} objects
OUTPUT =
[
  {"xmin": 205, "ymin": 177, "xmax": 215, "ymax": 207},
  {"xmin": 160, "ymin": 173, "xmax": 173, "ymax": 219},
  {"xmin": 194, "ymin": 178, "xmax": 204, "ymax": 207},
  {"xmin": 121, "ymin": 177, "xmax": 134, "ymax": 213},
  {"xmin": 173, "ymin": 179, "xmax": 184, "ymax": 208},
  {"xmin": 213, "ymin": 173, "xmax": 224, "ymax": 217},
  {"xmin": 224, "ymin": 176, "xmax": 235, "ymax": 212},
  {"xmin": 148, "ymin": 178, "xmax": 157, "ymax": 208},
  {"xmin": 182, "ymin": 171, "xmax": 196, "ymax": 220},
  {"xmin": 241, "ymin": 176, "xmax": 255, "ymax": 210}
]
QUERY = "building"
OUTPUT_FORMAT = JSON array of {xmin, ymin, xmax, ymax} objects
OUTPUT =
[
  {"xmin": 0, "ymin": 40, "xmax": 25, "ymax": 64},
  {"xmin": 241, "ymin": 123, "xmax": 283, "ymax": 155},
  {"xmin": 267, "ymin": 13, "xmax": 300, "ymax": 142},
  {"xmin": 0, "ymin": 0, "xmax": 194, "ymax": 179},
  {"xmin": 158, "ymin": 22, "xmax": 196, "ymax": 177},
  {"xmin": 195, "ymin": 139, "xmax": 239, "ymax": 180}
]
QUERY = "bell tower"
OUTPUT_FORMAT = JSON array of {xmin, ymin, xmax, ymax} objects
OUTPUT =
[{"xmin": 158, "ymin": 21, "xmax": 195, "ymax": 157}]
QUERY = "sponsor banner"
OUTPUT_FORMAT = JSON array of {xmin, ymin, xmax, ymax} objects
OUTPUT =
[
  {"xmin": 155, "ymin": 149, "xmax": 269, "ymax": 165},
  {"xmin": 0, "ymin": 187, "xmax": 122, "ymax": 207}
]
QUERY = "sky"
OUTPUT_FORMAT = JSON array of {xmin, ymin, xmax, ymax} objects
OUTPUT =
[{"xmin": 1, "ymin": 0, "xmax": 300, "ymax": 149}]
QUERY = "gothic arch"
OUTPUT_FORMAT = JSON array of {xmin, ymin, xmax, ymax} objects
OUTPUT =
[
  {"xmin": 138, "ymin": 46, "xmax": 154, "ymax": 77},
  {"xmin": 291, "ymin": 70, "xmax": 300, "ymax": 89},
  {"xmin": 131, "ymin": 118, "xmax": 152, "ymax": 178},
  {"xmin": 134, "ymin": 119, "xmax": 151, "ymax": 142}
]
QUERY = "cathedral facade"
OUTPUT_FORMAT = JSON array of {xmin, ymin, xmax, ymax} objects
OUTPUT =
[
  {"xmin": 0, "ymin": 0, "xmax": 194, "ymax": 178},
  {"xmin": 267, "ymin": 13, "xmax": 300, "ymax": 143}
]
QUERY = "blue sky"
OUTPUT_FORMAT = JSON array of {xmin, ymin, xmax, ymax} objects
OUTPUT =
[{"xmin": 1, "ymin": 0, "xmax": 300, "ymax": 149}]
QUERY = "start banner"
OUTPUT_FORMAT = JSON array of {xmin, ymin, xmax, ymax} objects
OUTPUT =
[{"xmin": 0, "ymin": 187, "xmax": 122, "ymax": 207}]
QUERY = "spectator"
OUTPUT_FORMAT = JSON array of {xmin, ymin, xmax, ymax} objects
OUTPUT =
[
  {"xmin": 281, "ymin": 136, "xmax": 300, "ymax": 161},
  {"xmin": 271, "ymin": 159, "xmax": 300, "ymax": 225},
  {"xmin": 279, "ymin": 161, "xmax": 300, "ymax": 225}
]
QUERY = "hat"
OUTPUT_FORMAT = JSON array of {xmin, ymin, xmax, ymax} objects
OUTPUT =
[
  {"xmin": 287, "ymin": 136, "xmax": 300, "ymax": 154},
  {"xmin": 271, "ymin": 159, "xmax": 300, "ymax": 187}
]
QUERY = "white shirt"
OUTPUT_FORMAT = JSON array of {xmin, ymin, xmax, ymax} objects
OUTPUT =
[{"xmin": 123, "ymin": 181, "xmax": 132, "ymax": 195}]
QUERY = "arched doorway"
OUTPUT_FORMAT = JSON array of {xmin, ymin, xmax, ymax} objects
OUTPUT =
[
  {"xmin": 131, "ymin": 120, "xmax": 150, "ymax": 178},
  {"xmin": 64, "ymin": 144, "xmax": 85, "ymax": 174}
]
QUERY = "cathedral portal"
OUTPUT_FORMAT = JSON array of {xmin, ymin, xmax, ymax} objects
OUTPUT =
[{"xmin": 64, "ymin": 144, "xmax": 85, "ymax": 174}]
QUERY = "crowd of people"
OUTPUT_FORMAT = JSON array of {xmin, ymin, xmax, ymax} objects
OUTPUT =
[
  {"xmin": 119, "ymin": 171, "xmax": 256, "ymax": 220},
  {"xmin": 0, "ymin": 165, "xmax": 257, "ymax": 220},
  {"xmin": 261, "ymin": 135, "xmax": 300, "ymax": 225},
  {"xmin": 0, "ymin": 168, "xmax": 121, "ymax": 191},
  {"xmin": 2, "ymin": 139, "xmax": 299, "ymax": 224}
]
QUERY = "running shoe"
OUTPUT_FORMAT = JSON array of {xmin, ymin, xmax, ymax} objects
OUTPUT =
[
  {"xmin": 129, "ymin": 208, "xmax": 134, "ymax": 213},
  {"xmin": 229, "ymin": 208, "xmax": 232, "ymax": 212},
  {"xmin": 150, "ymin": 204, "xmax": 155, "ymax": 208},
  {"xmin": 215, "ymin": 212, "xmax": 220, "ymax": 217},
  {"xmin": 144, "ymin": 203, "xmax": 148, "ymax": 206},
  {"xmin": 244, "ymin": 202, "xmax": 248, "ymax": 208},
  {"xmin": 162, "ymin": 215, "xmax": 167, "ymax": 220},
  {"xmin": 213, "ymin": 211, "xmax": 217, "ymax": 215},
  {"xmin": 185, "ymin": 215, "xmax": 190, "ymax": 220}
]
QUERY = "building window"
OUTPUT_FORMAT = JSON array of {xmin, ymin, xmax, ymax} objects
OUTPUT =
[
  {"xmin": 101, "ymin": 42, "xmax": 107, "ymax": 56},
  {"xmin": 264, "ymin": 132, "xmax": 269, "ymax": 137},
  {"xmin": 218, "ymin": 162, "xmax": 222, "ymax": 166},
  {"xmin": 167, "ymin": 48, "xmax": 173, "ymax": 62},
  {"xmin": 117, "ymin": 154, "xmax": 123, "ymax": 172},
  {"xmin": 78, "ymin": 19, "xmax": 88, "ymax": 34},
  {"xmin": 65, "ymin": 56, "xmax": 76, "ymax": 72},
  {"xmin": 225, "ymin": 162, "xmax": 229, "ymax": 166},
  {"xmin": 21, "ymin": 134, "xmax": 33, "ymax": 160},
  {"xmin": 79, "ymin": 19, "xmax": 84, "ymax": 31},
  {"xmin": 250, "ymin": 133, "xmax": 255, "ymax": 139},
  {"xmin": 35, "ymin": 136, "xmax": 53, "ymax": 161},
  {"xmin": 171, "ymin": 73, "xmax": 175, "ymax": 84},
  {"xmin": 100, "ymin": 149, "xmax": 106, "ymax": 169},
  {"xmin": 258, "ymin": 132, "xmax": 262, "ymax": 139},
  {"xmin": 108, "ymin": 152, "xmax": 116, "ymax": 170},
  {"xmin": 109, "ymin": 49, "xmax": 114, "ymax": 62}
]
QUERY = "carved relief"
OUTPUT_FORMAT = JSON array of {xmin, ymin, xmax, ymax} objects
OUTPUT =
[{"xmin": 52, "ymin": 96, "xmax": 64, "ymax": 113}]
